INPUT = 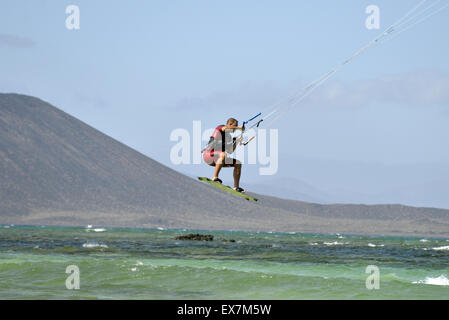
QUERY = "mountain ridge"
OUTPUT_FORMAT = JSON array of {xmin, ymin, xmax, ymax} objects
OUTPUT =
[{"xmin": 1, "ymin": 93, "xmax": 449, "ymax": 237}]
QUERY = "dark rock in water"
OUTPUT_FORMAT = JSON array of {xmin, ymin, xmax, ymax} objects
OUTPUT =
[
  {"xmin": 221, "ymin": 239, "xmax": 236, "ymax": 243},
  {"xmin": 175, "ymin": 233, "xmax": 214, "ymax": 241}
]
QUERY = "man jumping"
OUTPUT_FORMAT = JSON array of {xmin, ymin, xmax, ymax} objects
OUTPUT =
[{"xmin": 202, "ymin": 118, "xmax": 245, "ymax": 193}]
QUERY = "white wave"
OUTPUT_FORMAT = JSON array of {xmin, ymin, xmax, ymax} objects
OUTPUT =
[
  {"xmin": 413, "ymin": 275, "xmax": 449, "ymax": 286},
  {"xmin": 420, "ymin": 239, "xmax": 429, "ymax": 242},
  {"xmin": 323, "ymin": 241, "xmax": 346, "ymax": 246},
  {"xmin": 157, "ymin": 227, "xmax": 166, "ymax": 231},
  {"xmin": 368, "ymin": 243, "xmax": 385, "ymax": 247},
  {"xmin": 86, "ymin": 225, "xmax": 92, "ymax": 228},
  {"xmin": 432, "ymin": 246, "xmax": 449, "ymax": 251},
  {"xmin": 85, "ymin": 227, "xmax": 106, "ymax": 232},
  {"xmin": 82, "ymin": 242, "xmax": 108, "ymax": 248}
]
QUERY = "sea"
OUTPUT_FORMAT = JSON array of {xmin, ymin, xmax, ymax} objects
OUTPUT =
[{"xmin": 0, "ymin": 225, "xmax": 448, "ymax": 299}]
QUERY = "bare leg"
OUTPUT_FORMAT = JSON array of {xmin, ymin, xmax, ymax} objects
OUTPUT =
[
  {"xmin": 233, "ymin": 162, "xmax": 241, "ymax": 189},
  {"xmin": 213, "ymin": 153, "xmax": 226, "ymax": 180}
]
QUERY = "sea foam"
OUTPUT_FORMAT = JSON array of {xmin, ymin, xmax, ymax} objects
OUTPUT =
[
  {"xmin": 82, "ymin": 242, "xmax": 108, "ymax": 248},
  {"xmin": 85, "ymin": 227, "xmax": 106, "ymax": 232},
  {"xmin": 323, "ymin": 241, "xmax": 346, "ymax": 246},
  {"xmin": 368, "ymin": 243, "xmax": 385, "ymax": 247},
  {"xmin": 432, "ymin": 245, "xmax": 449, "ymax": 251},
  {"xmin": 413, "ymin": 275, "xmax": 449, "ymax": 286}
]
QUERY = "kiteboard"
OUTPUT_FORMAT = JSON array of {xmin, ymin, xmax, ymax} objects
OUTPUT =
[{"xmin": 198, "ymin": 177, "xmax": 258, "ymax": 202}]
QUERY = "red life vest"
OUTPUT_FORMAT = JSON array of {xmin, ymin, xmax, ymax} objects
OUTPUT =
[{"xmin": 206, "ymin": 125, "xmax": 226, "ymax": 153}]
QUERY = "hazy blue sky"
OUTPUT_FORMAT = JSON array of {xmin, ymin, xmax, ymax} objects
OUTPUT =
[{"xmin": 2, "ymin": 1, "xmax": 449, "ymax": 207}]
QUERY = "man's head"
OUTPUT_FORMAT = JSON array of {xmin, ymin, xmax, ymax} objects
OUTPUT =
[{"xmin": 226, "ymin": 118, "xmax": 238, "ymax": 131}]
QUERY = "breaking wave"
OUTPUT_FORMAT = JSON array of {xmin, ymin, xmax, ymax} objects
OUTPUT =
[{"xmin": 413, "ymin": 275, "xmax": 449, "ymax": 286}]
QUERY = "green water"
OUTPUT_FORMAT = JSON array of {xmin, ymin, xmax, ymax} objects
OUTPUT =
[{"xmin": 1, "ymin": 225, "xmax": 448, "ymax": 299}]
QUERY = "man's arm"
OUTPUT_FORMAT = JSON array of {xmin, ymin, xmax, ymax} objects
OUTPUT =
[
  {"xmin": 223, "ymin": 125, "xmax": 245, "ymax": 153},
  {"xmin": 221, "ymin": 125, "xmax": 245, "ymax": 131}
]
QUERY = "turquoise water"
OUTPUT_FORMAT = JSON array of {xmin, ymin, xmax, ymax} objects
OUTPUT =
[{"xmin": 0, "ymin": 225, "xmax": 448, "ymax": 299}]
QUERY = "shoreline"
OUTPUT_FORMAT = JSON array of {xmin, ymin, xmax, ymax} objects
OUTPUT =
[{"xmin": 2, "ymin": 223, "xmax": 448, "ymax": 240}]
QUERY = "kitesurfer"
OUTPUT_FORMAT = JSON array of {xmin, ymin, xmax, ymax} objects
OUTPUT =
[{"xmin": 202, "ymin": 118, "xmax": 245, "ymax": 193}]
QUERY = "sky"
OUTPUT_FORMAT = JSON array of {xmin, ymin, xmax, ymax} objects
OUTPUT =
[{"xmin": 1, "ymin": 0, "xmax": 449, "ymax": 207}]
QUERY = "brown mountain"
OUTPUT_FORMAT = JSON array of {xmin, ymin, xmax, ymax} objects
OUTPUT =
[{"xmin": 1, "ymin": 93, "xmax": 449, "ymax": 237}]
